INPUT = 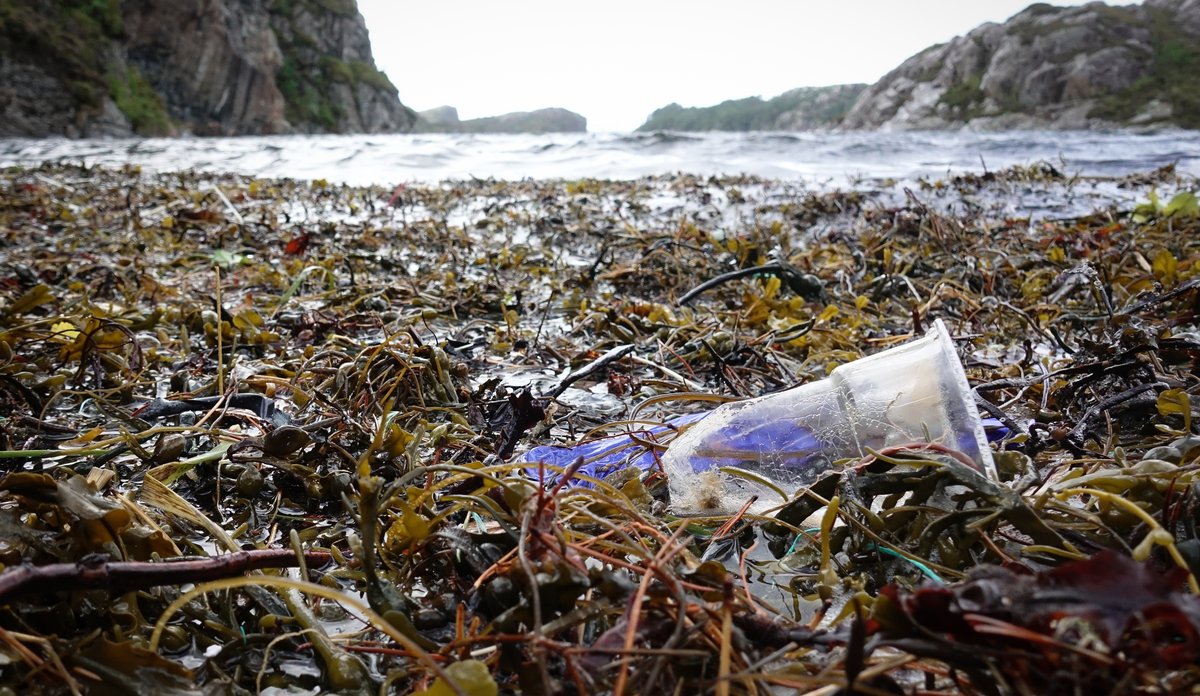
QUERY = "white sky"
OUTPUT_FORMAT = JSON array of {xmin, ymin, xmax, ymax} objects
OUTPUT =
[{"xmin": 357, "ymin": 1, "xmax": 1093, "ymax": 132}]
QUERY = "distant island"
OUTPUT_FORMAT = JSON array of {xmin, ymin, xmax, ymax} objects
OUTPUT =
[
  {"xmin": 637, "ymin": 85, "xmax": 866, "ymax": 132},
  {"xmin": 641, "ymin": 0, "xmax": 1200, "ymax": 132},
  {"xmin": 413, "ymin": 106, "xmax": 587, "ymax": 134}
]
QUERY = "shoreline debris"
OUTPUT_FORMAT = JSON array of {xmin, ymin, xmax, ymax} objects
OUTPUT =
[{"xmin": 0, "ymin": 161, "xmax": 1196, "ymax": 694}]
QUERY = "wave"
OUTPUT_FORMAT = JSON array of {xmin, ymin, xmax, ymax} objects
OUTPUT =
[
  {"xmin": 614, "ymin": 131, "xmax": 705, "ymax": 146},
  {"xmin": 2, "ymin": 130, "xmax": 1197, "ymax": 185}
]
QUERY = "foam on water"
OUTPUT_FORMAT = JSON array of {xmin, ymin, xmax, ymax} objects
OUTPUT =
[{"xmin": 2, "ymin": 130, "xmax": 1198, "ymax": 187}]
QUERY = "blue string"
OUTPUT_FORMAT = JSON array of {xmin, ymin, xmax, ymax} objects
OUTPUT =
[
  {"xmin": 870, "ymin": 544, "xmax": 944, "ymax": 584},
  {"xmin": 786, "ymin": 530, "xmax": 943, "ymax": 584}
]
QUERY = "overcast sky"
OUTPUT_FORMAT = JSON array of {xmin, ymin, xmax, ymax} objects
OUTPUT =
[{"xmin": 357, "ymin": 1, "xmax": 1092, "ymax": 132}]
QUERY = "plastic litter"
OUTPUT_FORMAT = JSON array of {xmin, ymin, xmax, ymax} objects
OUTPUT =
[
  {"xmin": 522, "ymin": 411, "xmax": 706, "ymax": 486},
  {"xmin": 522, "ymin": 320, "xmax": 996, "ymax": 514},
  {"xmin": 664, "ymin": 319, "xmax": 994, "ymax": 513}
]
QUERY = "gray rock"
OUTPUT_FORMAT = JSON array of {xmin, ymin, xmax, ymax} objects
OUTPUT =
[
  {"xmin": 0, "ymin": 0, "xmax": 414, "ymax": 137},
  {"xmin": 1019, "ymin": 62, "xmax": 1066, "ymax": 107},
  {"xmin": 270, "ymin": 0, "xmax": 414, "ymax": 133},
  {"xmin": 83, "ymin": 98, "xmax": 135, "ymax": 138},
  {"xmin": 122, "ymin": 0, "xmax": 288, "ymax": 135},
  {"xmin": 843, "ymin": 0, "xmax": 1200, "ymax": 131},
  {"xmin": 0, "ymin": 58, "xmax": 80, "ymax": 137},
  {"xmin": 772, "ymin": 85, "xmax": 869, "ymax": 130},
  {"xmin": 1148, "ymin": 0, "xmax": 1200, "ymax": 35},
  {"xmin": 1129, "ymin": 98, "xmax": 1174, "ymax": 124},
  {"xmin": 1061, "ymin": 46, "xmax": 1148, "ymax": 100}
]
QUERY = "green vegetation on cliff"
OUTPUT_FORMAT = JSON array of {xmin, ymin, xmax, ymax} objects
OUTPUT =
[
  {"xmin": 271, "ymin": 0, "xmax": 356, "ymax": 16},
  {"xmin": 275, "ymin": 55, "xmax": 340, "ymax": 131},
  {"xmin": 270, "ymin": 0, "xmax": 400, "ymax": 133},
  {"xmin": 3, "ymin": 1, "xmax": 108, "ymax": 103},
  {"xmin": 637, "ymin": 85, "xmax": 865, "ymax": 132},
  {"xmin": 639, "ymin": 98, "xmax": 784, "ymax": 131},
  {"xmin": 106, "ymin": 68, "xmax": 171, "ymax": 135},
  {"xmin": 844, "ymin": 0, "xmax": 1200, "ymax": 130},
  {"xmin": 1089, "ymin": 4, "xmax": 1200, "ymax": 129},
  {"xmin": 0, "ymin": 0, "xmax": 172, "ymax": 134},
  {"xmin": 938, "ymin": 74, "xmax": 987, "ymax": 119},
  {"xmin": 2, "ymin": 0, "xmax": 409, "ymax": 136}
]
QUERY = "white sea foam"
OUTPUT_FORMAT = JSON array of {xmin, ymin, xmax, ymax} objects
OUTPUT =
[{"xmin": 2, "ymin": 130, "xmax": 1197, "ymax": 186}]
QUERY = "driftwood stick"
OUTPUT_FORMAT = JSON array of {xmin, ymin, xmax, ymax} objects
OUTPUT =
[
  {"xmin": 546, "ymin": 344, "xmax": 635, "ymax": 400},
  {"xmin": 0, "ymin": 549, "xmax": 331, "ymax": 602},
  {"xmin": 1068, "ymin": 381, "xmax": 1166, "ymax": 442},
  {"xmin": 677, "ymin": 263, "xmax": 824, "ymax": 306}
]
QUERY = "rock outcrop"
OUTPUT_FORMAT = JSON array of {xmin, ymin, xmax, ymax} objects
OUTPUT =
[
  {"xmin": 637, "ymin": 85, "xmax": 866, "ymax": 132},
  {"xmin": 774, "ymin": 85, "xmax": 871, "ymax": 130},
  {"xmin": 842, "ymin": 0, "xmax": 1200, "ymax": 131},
  {"xmin": 415, "ymin": 106, "xmax": 461, "ymax": 128},
  {"xmin": 413, "ymin": 107, "xmax": 587, "ymax": 134},
  {"xmin": 0, "ymin": 0, "xmax": 414, "ymax": 137}
]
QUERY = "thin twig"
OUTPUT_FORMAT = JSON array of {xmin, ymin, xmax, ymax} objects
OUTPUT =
[{"xmin": 0, "ymin": 549, "xmax": 331, "ymax": 602}]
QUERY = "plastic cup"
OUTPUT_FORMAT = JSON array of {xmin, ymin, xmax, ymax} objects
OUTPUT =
[{"xmin": 662, "ymin": 319, "xmax": 995, "ymax": 513}]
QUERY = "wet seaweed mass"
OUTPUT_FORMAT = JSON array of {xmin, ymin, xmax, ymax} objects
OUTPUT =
[{"xmin": 0, "ymin": 161, "xmax": 1198, "ymax": 694}]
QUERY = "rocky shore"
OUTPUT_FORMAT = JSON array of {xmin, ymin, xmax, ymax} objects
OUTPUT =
[
  {"xmin": 843, "ymin": 0, "xmax": 1200, "ymax": 130},
  {"xmin": 639, "ymin": 0, "xmax": 1200, "ymax": 132},
  {"xmin": 0, "ymin": 0, "xmax": 413, "ymax": 137}
]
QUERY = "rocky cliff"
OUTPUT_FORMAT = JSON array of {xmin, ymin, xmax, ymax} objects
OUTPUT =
[
  {"xmin": 637, "ymin": 85, "xmax": 866, "ymax": 132},
  {"xmin": 842, "ymin": 0, "xmax": 1200, "ymax": 131},
  {"xmin": 413, "ymin": 107, "xmax": 587, "ymax": 134},
  {"xmin": 774, "ymin": 85, "xmax": 870, "ymax": 130},
  {"xmin": 0, "ymin": 0, "xmax": 414, "ymax": 137}
]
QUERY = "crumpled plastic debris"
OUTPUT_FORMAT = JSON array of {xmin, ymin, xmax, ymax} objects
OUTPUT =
[{"xmin": 522, "ymin": 411, "xmax": 1008, "ymax": 488}]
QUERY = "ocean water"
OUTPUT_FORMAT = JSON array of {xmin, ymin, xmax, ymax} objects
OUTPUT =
[{"xmin": 2, "ymin": 129, "xmax": 1198, "ymax": 187}]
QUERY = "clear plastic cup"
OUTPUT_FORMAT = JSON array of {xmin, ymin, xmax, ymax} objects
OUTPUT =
[{"xmin": 662, "ymin": 319, "xmax": 995, "ymax": 513}]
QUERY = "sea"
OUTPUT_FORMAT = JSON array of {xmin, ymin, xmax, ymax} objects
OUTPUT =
[
  {"xmin": 3, "ymin": 130, "xmax": 1198, "ymax": 222},
  {"xmin": 2, "ymin": 129, "xmax": 1197, "ymax": 186}
]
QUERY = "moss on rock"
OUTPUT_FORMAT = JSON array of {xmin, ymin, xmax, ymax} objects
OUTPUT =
[
  {"xmin": 938, "ymin": 74, "xmax": 987, "ymax": 118},
  {"xmin": 276, "ymin": 54, "xmax": 342, "ymax": 131},
  {"xmin": 1090, "ymin": 5, "xmax": 1200, "ymax": 128},
  {"xmin": 107, "ymin": 68, "xmax": 172, "ymax": 135},
  {"xmin": 269, "ymin": 0, "xmax": 401, "ymax": 133},
  {"xmin": 0, "ymin": 0, "xmax": 123, "ymax": 106}
]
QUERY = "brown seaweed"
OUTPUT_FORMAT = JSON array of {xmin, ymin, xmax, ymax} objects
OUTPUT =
[{"xmin": 0, "ymin": 161, "xmax": 1196, "ymax": 694}]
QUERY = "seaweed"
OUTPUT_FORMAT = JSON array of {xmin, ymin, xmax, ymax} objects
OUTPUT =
[{"xmin": 0, "ymin": 161, "xmax": 1196, "ymax": 693}]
